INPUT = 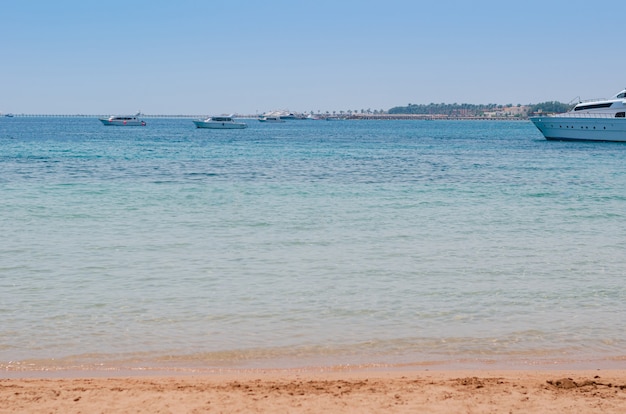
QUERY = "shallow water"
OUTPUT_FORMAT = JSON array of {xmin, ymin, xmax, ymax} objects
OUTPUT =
[{"xmin": 1, "ymin": 117, "xmax": 625, "ymax": 371}]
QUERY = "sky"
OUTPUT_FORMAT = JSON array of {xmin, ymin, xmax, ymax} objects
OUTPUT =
[{"xmin": 1, "ymin": 0, "xmax": 625, "ymax": 115}]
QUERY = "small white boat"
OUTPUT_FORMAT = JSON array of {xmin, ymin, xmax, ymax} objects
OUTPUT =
[
  {"xmin": 100, "ymin": 112, "xmax": 146, "ymax": 126},
  {"xmin": 193, "ymin": 115, "xmax": 247, "ymax": 129},
  {"xmin": 258, "ymin": 116, "xmax": 285, "ymax": 123},
  {"xmin": 530, "ymin": 88, "xmax": 626, "ymax": 141}
]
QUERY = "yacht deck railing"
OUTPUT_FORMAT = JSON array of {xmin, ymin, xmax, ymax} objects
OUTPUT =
[{"xmin": 546, "ymin": 112, "xmax": 622, "ymax": 119}]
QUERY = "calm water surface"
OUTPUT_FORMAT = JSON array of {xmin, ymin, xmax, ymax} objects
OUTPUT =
[{"xmin": 1, "ymin": 117, "xmax": 625, "ymax": 372}]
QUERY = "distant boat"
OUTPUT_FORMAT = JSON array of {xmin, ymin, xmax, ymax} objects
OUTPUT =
[
  {"xmin": 530, "ymin": 88, "xmax": 626, "ymax": 141},
  {"xmin": 278, "ymin": 112, "xmax": 300, "ymax": 120},
  {"xmin": 258, "ymin": 116, "xmax": 285, "ymax": 123},
  {"xmin": 193, "ymin": 115, "xmax": 247, "ymax": 129},
  {"xmin": 99, "ymin": 112, "xmax": 146, "ymax": 126},
  {"xmin": 259, "ymin": 110, "xmax": 306, "ymax": 121},
  {"xmin": 4, "ymin": 113, "xmax": 14, "ymax": 118}
]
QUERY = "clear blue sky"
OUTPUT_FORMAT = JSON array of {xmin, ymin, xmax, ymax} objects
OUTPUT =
[{"xmin": 1, "ymin": 0, "xmax": 625, "ymax": 115}]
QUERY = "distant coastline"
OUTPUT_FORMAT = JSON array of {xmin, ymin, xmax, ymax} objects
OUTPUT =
[
  {"xmin": 342, "ymin": 113, "xmax": 528, "ymax": 121},
  {"xmin": 3, "ymin": 102, "xmax": 569, "ymax": 120},
  {"xmin": 1, "ymin": 101, "xmax": 567, "ymax": 121},
  {"xmin": 2, "ymin": 113, "xmax": 530, "ymax": 120}
]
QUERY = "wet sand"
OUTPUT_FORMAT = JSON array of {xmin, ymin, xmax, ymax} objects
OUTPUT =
[{"xmin": 2, "ymin": 369, "xmax": 626, "ymax": 413}]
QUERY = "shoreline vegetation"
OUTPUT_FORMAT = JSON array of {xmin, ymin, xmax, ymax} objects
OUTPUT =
[
  {"xmin": 1, "ymin": 101, "xmax": 570, "ymax": 120},
  {"xmin": 2, "ymin": 114, "xmax": 531, "ymax": 120}
]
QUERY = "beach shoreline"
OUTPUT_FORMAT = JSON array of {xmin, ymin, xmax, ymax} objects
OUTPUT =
[
  {"xmin": 3, "ymin": 367, "xmax": 626, "ymax": 413},
  {"xmin": 3, "ymin": 351, "xmax": 625, "ymax": 378}
]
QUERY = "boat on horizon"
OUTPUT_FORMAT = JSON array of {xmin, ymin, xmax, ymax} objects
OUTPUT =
[
  {"xmin": 99, "ymin": 112, "xmax": 146, "ymax": 126},
  {"xmin": 258, "ymin": 115, "xmax": 285, "ymax": 123},
  {"xmin": 530, "ymin": 88, "xmax": 626, "ymax": 141},
  {"xmin": 193, "ymin": 115, "xmax": 247, "ymax": 129},
  {"xmin": 259, "ymin": 110, "xmax": 307, "ymax": 121}
]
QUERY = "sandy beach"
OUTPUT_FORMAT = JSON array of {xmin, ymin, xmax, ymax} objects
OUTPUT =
[{"xmin": 2, "ymin": 368, "xmax": 626, "ymax": 413}]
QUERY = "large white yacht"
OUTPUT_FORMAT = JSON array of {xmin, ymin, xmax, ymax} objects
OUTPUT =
[
  {"xmin": 193, "ymin": 115, "xmax": 247, "ymax": 129},
  {"xmin": 530, "ymin": 89, "xmax": 626, "ymax": 141},
  {"xmin": 100, "ymin": 112, "xmax": 146, "ymax": 126}
]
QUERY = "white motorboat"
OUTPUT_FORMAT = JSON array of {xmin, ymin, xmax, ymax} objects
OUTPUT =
[
  {"xmin": 530, "ymin": 89, "xmax": 626, "ymax": 141},
  {"xmin": 100, "ymin": 112, "xmax": 146, "ymax": 126},
  {"xmin": 258, "ymin": 109, "xmax": 305, "ymax": 121},
  {"xmin": 258, "ymin": 116, "xmax": 285, "ymax": 123},
  {"xmin": 193, "ymin": 115, "xmax": 247, "ymax": 129}
]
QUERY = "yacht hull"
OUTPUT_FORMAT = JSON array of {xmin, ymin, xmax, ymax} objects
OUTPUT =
[
  {"xmin": 193, "ymin": 120, "xmax": 247, "ymax": 129},
  {"xmin": 530, "ymin": 117, "xmax": 626, "ymax": 142},
  {"xmin": 258, "ymin": 117, "xmax": 285, "ymax": 123},
  {"xmin": 100, "ymin": 119, "xmax": 146, "ymax": 126}
]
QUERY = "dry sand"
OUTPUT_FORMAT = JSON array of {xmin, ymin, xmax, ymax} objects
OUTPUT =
[{"xmin": 2, "ymin": 369, "xmax": 626, "ymax": 413}]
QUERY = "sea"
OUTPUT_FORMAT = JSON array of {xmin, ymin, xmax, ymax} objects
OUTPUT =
[{"xmin": 1, "ymin": 116, "xmax": 626, "ymax": 374}]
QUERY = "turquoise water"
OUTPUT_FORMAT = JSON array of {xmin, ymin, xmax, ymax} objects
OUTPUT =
[{"xmin": 1, "ymin": 117, "xmax": 626, "ymax": 372}]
